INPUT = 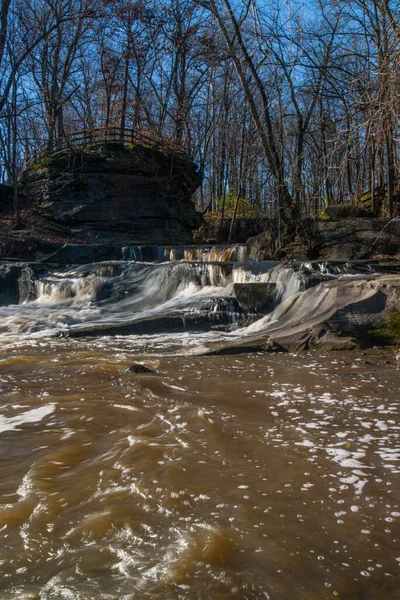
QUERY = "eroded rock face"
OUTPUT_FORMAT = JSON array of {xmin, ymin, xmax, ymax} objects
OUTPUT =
[
  {"xmin": 21, "ymin": 144, "xmax": 203, "ymax": 245},
  {"xmin": 200, "ymin": 275, "xmax": 400, "ymax": 354}
]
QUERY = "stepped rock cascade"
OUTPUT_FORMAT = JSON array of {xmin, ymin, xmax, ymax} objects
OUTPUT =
[{"xmin": 1, "ymin": 252, "xmax": 400, "ymax": 348}]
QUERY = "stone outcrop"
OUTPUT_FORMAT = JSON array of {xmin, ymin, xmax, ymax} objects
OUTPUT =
[
  {"xmin": 246, "ymin": 218, "xmax": 400, "ymax": 261},
  {"xmin": 232, "ymin": 282, "xmax": 276, "ymax": 313},
  {"xmin": 313, "ymin": 218, "xmax": 400, "ymax": 260},
  {"xmin": 21, "ymin": 143, "xmax": 203, "ymax": 245},
  {"xmin": 199, "ymin": 275, "xmax": 400, "ymax": 355}
]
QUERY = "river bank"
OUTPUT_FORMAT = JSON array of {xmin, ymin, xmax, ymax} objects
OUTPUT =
[{"xmin": 0, "ymin": 189, "xmax": 85, "ymax": 260}]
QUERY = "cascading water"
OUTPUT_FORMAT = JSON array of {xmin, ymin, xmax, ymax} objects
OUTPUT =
[
  {"xmin": 0, "ymin": 256, "xmax": 391, "ymax": 345},
  {"xmin": 266, "ymin": 261, "xmax": 340, "ymax": 301},
  {"xmin": 0, "ymin": 261, "xmax": 246, "ymax": 339},
  {"xmin": 119, "ymin": 243, "xmax": 248, "ymax": 263},
  {"xmin": 121, "ymin": 245, "xmax": 143, "ymax": 262}
]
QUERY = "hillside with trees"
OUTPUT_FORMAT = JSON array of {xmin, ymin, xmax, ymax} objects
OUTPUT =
[{"xmin": 0, "ymin": 0, "xmax": 399, "ymax": 242}]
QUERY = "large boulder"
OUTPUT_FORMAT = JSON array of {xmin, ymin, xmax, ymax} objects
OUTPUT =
[
  {"xmin": 232, "ymin": 282, "xmax": 277, "ymax": 313},
  {"xmin": 313, "ymin": 218, "xmax": 400, "ymax": 260},
  {"xmin": 246, "ymin": 229, "xmax": 282, "ymax": 261},
  {"xmin": 21, "ymin": 143, "xmax": 203, "ymax": 245}
]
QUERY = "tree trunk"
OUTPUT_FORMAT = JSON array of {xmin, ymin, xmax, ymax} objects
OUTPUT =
[
  {"xmin": 120, "ymin": 54, "xmax": 130, "ymax": 140},
  {"xmin": 206, "ymin": 0, "xmax": 294, "ymax": 221},
  {"xmin": 386, "ymin": 121, "xmax": 395, "ymax": 217}
]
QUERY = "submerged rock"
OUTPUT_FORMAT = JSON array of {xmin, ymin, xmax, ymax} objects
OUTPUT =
[{"xmin": 126, "ymin": 363, "xmax": 157, "ymax": 374}]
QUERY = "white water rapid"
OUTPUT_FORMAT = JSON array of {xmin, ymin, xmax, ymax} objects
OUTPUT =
[{"xmin": 0, "ymin": 248, "xmax": 390, "ymax": 351}]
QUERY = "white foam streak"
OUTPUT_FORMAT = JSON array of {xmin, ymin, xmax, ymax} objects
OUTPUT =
[{"xmin": 0, "ymin": 403, "xmax": 56, "ymax": 434}]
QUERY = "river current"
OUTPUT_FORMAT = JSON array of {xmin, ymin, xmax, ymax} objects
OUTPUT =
[{"xmin": 0, "ymin": 250, "xmax": 399, "ymax": 599}]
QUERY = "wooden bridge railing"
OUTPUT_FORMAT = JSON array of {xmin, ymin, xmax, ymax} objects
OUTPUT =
[{"xmin": 25, "ymin": 127, "xmax": 191, "ymax": 167}]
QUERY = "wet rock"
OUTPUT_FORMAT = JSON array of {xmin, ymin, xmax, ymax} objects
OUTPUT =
[
  {"xmin": 18, "ymin": 265, "xmax": 44, "ymax": 303},
  {"xmin": 66, "ymin": 297, "xmax": 245, "ymax": 338},
  {"xmin": 126, "ymin": 363, "xmax": 157, "ymax": 374},
  {"xmin": 268, "ymin": 327, "xmax": 359, "ymax": 352},
  {"xmin": 199, "ymin": 275, "xmax": 400, "ymax": 354},
  {"xmin": 0, "ymin": 263, "xmax": 22, "ymax": 305},
  {"xmin": 232, "ymin": 282, "xmax": 277, "ymax": 313},
  {"xmin": 0, "ymin": 262, "xmax": 43, "ymax": 305}
]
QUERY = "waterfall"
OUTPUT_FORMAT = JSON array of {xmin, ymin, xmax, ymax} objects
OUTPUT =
[
  {"xmin": 34, "ymin": 275, "xmax": 106, "ymax": 304},
  {"xmin": 121, "ymin": 246, "xmax": 143, "ymax": 261},
  {"xmin": 257, "ymin": 261, "xmax": 351, "ymax": 302},
  {"xmin": 0, "ymin": 255, "xmax": 388, "ymax": 341},
  {"xmin": 119, "ymin": 244, "xmax": 248, "ymax": 263}
]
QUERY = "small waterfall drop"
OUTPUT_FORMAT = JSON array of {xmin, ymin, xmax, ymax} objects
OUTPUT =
[
  {"xmin": 121, "ymin": 246, "xmax": 143, "ymax": 261},
  {"xmin": 119, "ymin": 244, "xmax": 247, "ymax": 263}
]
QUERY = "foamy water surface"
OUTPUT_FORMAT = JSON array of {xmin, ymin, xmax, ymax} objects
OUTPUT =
[{"xmin": 0, "ymin": 341, "xmax": 399, "ymax": 599}]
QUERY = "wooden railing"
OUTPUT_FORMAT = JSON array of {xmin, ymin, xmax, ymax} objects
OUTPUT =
[{"xmin": 25, "ymin": 127, "xmax": 191, "ymax": 167}]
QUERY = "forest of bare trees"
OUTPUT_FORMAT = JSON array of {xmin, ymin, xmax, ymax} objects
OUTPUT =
[{"xmin": 1, "ymin": 0, "xmax": 399, "ymax": 228}]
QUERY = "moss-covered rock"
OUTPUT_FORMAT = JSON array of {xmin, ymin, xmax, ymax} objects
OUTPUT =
[
  {"xmin": 368, "ymin": 309, "xmax": 400, "ymax": 344},
  {"xmin": 324, "ymin": 203, "xmax": 372, "ymax": 219}
]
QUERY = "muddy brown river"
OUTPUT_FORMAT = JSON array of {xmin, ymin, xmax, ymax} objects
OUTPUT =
[{"xmin": 0, "ymin": 338, "xmax": 399, "ymax": 599}]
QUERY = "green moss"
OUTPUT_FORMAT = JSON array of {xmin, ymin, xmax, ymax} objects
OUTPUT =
[
  {"xmin": 388, "ymin": 309, "xmax": 400, "ymax": 339},
  {"xmin": 126, "ymin": 142, "xmax": 147, "ymax": 150},
  {"xmin": 368, "ymin": 309, "xmax": 400, "ymax": 345},
  {"xmin": 360, "ymin": 192, "xmax": 372, "ymax": 207},
  {"xmin": 315, "ymin": 207, "xmax": 330, "ymax": 221},
  {"xmin": 30, "ymin": 148, "xmax": 71, "ymax": 169}
]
